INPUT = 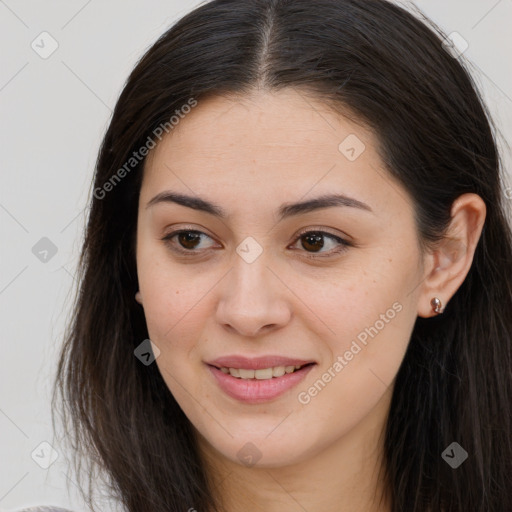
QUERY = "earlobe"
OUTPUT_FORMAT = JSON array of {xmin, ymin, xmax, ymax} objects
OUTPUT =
[
  {"xmin": 135, "ymin": 291, "xmax": 143, "ymax": 304},
  {"xmin": 417, "ymin": 193, "xmax": 486, "ymax": 319}
]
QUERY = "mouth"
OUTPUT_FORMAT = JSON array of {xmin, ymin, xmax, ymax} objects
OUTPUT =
[
  {"xmin": 215, "ymin": 363, "xmax": 314, "ymax": 380},
  {"xmin": 206, "ymin": 356, "xmax": 316, "ymax": 404}
]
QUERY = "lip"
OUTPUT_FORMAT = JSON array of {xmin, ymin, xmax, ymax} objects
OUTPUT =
[
  {"xmin": 206, "ymin": 355, "xmax": 316, "ymax": 404},
  {"xmin": 207, "ymin": 355, "xmax": 315, "ymax": 370}
]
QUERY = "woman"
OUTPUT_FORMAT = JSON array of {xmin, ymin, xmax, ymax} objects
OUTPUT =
[{"xmin": 52, "ymin": 0, "xmax": 512, "ymax": 511}]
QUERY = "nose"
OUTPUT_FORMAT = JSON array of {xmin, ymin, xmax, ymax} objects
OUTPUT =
[{"xmin": 214, "ymin": 253, "xmax": 292, "ymax": 338}]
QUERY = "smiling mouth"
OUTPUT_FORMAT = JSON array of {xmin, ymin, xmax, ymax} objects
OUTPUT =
[{"xmin": 214, "ymin": 363, "xmax": 314, "ymax": 380}]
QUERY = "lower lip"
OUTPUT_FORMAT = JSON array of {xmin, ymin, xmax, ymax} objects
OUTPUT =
[{"xmin": 207, "ymin": 364, "xmax": 315, "ymax": 404}]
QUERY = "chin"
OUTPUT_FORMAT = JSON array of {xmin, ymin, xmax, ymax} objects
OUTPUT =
[{"xmin": 200, "ymin": 430, "xmax": 317, "ymax": 469}]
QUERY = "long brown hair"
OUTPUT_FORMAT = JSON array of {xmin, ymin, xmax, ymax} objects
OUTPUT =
[{"xmin": 53, "ymin": 0, "xmax": 512, "ymax": 510}]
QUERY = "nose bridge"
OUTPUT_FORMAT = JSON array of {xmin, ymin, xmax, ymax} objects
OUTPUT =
[
  {"xmin": 231, "ymin": 248, "xmax": 273, "ymax": 301},
  {"xmin": 215, "ymin": 241, "xmax": 291, "ymax": 336}
]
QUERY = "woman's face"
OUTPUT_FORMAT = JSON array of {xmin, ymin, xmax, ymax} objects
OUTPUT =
[{"xmin": 136, "ymin": 89, "xmax": 425, "ymax": 468}]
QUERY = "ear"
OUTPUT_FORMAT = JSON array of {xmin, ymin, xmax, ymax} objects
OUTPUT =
[
  {"xmin": 417, "ymin": 193, "xmax": 486, "ymax": 318},
  {"xmin": 135, "ymin": 291, "xmax": 143, "ymax": 305}
]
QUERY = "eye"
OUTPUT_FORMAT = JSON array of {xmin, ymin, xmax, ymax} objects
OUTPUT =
[
  {"xmin": 289, "ymin": 229, "xmax": 351, "ymax": 259},
  {"xmin": 161, "ymin": 227, "xmax": 352, "ymax": 259},
  {"xmin": 161, "ymin": 229, "xmax": 218, "ymax": 255}
]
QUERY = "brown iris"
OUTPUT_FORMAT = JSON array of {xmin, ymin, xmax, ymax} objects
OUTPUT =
[{"xmin": 301, "ymin": 232, "xmax": 325, "ymax": 253}]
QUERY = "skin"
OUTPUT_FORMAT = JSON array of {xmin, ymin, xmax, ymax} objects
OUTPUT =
[{"xmin": 135, "ymin": 88, "xmax": 486, "ymax": 512}]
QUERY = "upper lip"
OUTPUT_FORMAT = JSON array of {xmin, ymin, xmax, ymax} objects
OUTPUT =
[{"xmin": 206, "ymin": 355, "xmax": 316, "ymax": 370}]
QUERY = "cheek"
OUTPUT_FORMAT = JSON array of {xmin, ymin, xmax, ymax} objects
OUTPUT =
[
  {"xmin": 140, "ymin": 272, "xmax": 206, "ymax": 349},
  {"xmin": 315, "ymin": 254, "xmax": 417, "ymax": 343},
  {"xmin": 138, "ymin": 260, "xmax": 210, "ymax": 403},
  {"xmin": 293, "ymin": 287, "xmax": 417, "ymax": 445},
  {"xmin": 136, "ymin": 230, "xmax": 209, "ymax": 336},
  {"xmin": 309, "ymin": 247, "xmax": 420, "ymax": 398}
]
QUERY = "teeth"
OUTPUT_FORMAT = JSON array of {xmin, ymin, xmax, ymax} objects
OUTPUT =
[
  {"xmin": 255, "ymin": 368, "xmax": 273, "ymax": 379},
  {"xmin": 238, "ymin": 368, "xmax": 255, "ymax": 379},
  {"xmin": 272, "ymin": 366, "xmax": 286, "ymax": 377},
  {"xmin": 220, "ymin": 364, "xmax": 306, "ymax": 380}
]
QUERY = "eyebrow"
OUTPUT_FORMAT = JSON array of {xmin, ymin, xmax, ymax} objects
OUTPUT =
[{"xmin": 146, "ymin": 191, "xmax": 373, "ymax": 221}]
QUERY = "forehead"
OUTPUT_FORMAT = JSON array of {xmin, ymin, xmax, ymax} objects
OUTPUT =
[
  {"xmin": 141, "ymin": 89, "xmax": 412, "ymax": 222},
  {"xmin": 148, "ymin": 89, "xmax": 374, "ymax": 167}
]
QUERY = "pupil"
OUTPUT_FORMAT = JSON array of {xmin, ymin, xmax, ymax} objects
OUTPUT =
[{"xmin": 302, "ymin": 233, "xmax": 324, "ymax": 252}]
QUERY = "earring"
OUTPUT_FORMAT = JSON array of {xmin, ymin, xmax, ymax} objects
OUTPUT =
[{"xmin": 430, "ymin": 297, "xmax": 443, "ymax": 314}]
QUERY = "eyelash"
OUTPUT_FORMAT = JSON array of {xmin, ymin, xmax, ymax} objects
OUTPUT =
[{"xmin": 161, "ymin": 227, "xmax": 352, "ymax": 259}]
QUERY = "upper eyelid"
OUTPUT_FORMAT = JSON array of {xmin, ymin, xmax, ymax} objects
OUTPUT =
[
  {"xmin": 161, "ymin": 226, "xmax": 349, "ymax": 242},
  {"xmin": 294, "ymin": 226, "xmax": 351, "ymax": 241}
]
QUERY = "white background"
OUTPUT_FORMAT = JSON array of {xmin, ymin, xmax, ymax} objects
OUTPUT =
[{"xmin": 1, "ymin": 0, "xmax": 511, "ymax": 509}]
